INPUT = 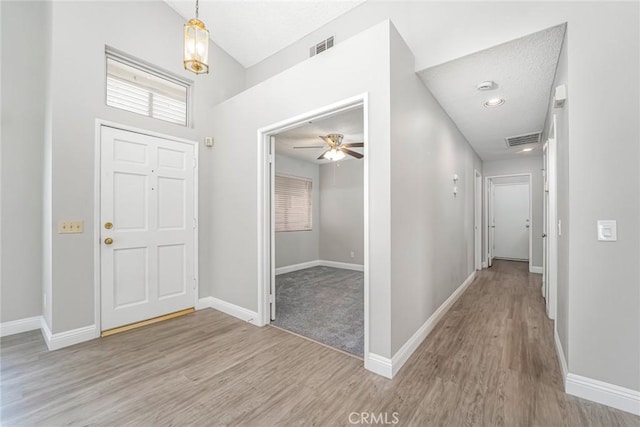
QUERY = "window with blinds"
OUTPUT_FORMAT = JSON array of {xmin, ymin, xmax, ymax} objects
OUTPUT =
[
  {"xmin": 275, "ymin": 174, "xmax": 313, "ymax": 232},
  {"xmin": 105, "ymin": 48, "xmax": 190, "ymax": 126}
]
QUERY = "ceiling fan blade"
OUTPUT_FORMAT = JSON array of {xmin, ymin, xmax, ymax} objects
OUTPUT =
[
  {"xmin": 293, "ymin": 145, "xmax": 326, "ymax": 149},
  {"xmin": 341, "ymin": 148, "xmax": 364, "ymax": 159},
  {"xmin": 317, "ymin": 150, "xmax": 329, "ymax": 160},
  {"xmin": 342, "ymin": 142, "xmax": 364, "ymax": 148}
]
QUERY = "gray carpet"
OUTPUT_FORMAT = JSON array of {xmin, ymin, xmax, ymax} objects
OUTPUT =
[{"xmin": 272, "ymin": 266, "xmax": 364, "ymax": 357}]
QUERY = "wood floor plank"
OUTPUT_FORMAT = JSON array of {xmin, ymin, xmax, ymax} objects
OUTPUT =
[{"xmin": 1, "ymin": 260, "xmax": 638, "ymax": 426}]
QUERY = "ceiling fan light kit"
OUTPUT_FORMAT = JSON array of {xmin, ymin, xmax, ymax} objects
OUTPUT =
[{"xmin": 292, "ymin": 133, "xmax": 364, "ymax": 161}]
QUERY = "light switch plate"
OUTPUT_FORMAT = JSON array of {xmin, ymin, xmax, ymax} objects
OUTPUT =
[
  {"xmin": 58, "ymin": 220, "xmax": 84, "ymax": 234},
  {"xmin": 597, "ymin": 220, "xmax": 616, "ymax": 241}
]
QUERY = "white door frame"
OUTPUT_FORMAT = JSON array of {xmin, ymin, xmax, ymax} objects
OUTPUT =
[
  {"xmin": 484, "ymin": 173, "xmax": 533, "ymax": 272},
  {"xmin": 474, "ymin": 169, "xmax": 482, "ymax": 270},
  {"xmin": 256, "ymin": 93, "xmax": 369, "ymax": 363},
  {"xmin": 93, "ymin": 119, "xmax": 200, "ymax": 334},
  {"xmin": 544, "ymin": 115, "xmax": 558, "ymax": 320}
]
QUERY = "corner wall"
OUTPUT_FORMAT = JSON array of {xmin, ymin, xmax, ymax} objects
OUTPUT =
[
  {"xmin": 388, "ymin": 25, "xmax": 482, "ymax": 355},
  {"xmin": 0, "ymin": 1, "xmax": 48, "ymax": 323}
]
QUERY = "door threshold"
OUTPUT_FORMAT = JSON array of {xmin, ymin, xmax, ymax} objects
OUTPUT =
[{"xmin": 101, "ymin": 308, "xmax": 195, "ymax": 337}]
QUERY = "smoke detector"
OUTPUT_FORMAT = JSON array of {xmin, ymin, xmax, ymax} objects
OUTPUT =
[{"xmin": 476, "ymin": 81, "xmax": 496, "ymax": 91}]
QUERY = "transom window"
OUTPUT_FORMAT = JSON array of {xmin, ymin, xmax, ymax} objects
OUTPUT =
[{"xmin": 105, "ymin": 48, "xmax": 191, "ymax": 126}]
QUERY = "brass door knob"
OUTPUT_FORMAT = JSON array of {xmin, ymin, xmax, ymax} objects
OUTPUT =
[
  {"xmin": 105, "ymin": 222, "xmax": 113, "ymax": 229},
  {"xmin": 104, "ymin": 237, "xmax": 114, "ymax": 245}
]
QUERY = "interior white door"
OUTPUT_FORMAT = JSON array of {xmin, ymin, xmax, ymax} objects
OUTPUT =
[
  {"xmin": 543, "ymin": 144, "xmax": 549, "ymax": 298},
  {"xmin": 100, "ymin": 126, "xmax": 196, "ymax": 330},
  {"xmin": 488, "ymin": 181, "xmax": 495, "ymax": 267},
  {"xmin": 493, "ymin": 183, "xmax": 530, "ymax": 260},
  {"xmin": 269, "ymin": 135, "xmax": 276, "ymax": 321}
]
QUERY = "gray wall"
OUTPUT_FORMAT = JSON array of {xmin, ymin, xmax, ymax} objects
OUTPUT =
[
  {"xmin": 2, "ymin": 0, "xmax": 246, "ymax": 332},
  {"xmin": 0, "ymin": 1, "xmax": 47, "ymax": 323},
  {"xmin": 388, "ymin": 25, "xmax": 482, "ymax": 354},
  {"xmin": 274, "ymin": 154, "xmax": 320, "ymax": 268},
  {"xmin": 210, "ymin": 21, "xmax": 394, "ymax": 357},
  {"xmin": 565, "ymin": 4, "xmax": 639, "ymax": 390},
  {"xmin": 483, "ymin": 156, "xmax": 544, "ymax": 268},
  {"xmin": 319, "ymin": 160, "xmax": 364, "ymax": 265}
]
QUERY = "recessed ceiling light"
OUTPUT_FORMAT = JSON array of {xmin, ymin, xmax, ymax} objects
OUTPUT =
[
  {"xmin": 521, "ymin": 148, "xmax": 534, "ymax": 152},
  {"xmin": 484, "ymin": 98, "xmax": 505, "ymax": 107}
]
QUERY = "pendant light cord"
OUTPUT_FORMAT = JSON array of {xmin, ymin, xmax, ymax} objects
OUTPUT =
[{"xmin": 195, "ymin": 0, "xmax": 199, "ymax": 19}]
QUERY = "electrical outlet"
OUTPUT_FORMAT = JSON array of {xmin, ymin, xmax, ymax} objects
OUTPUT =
[
  {"xmin": 58, "ymin": 220, "xmax": 84, "ymax": 234},
  {"xmin": 350, "ymin": 251, "xmax": 355, "ymax": 258}
]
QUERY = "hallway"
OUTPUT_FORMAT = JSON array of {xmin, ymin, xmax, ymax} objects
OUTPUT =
[{"xmin": 1, "ymin": 261, "xmax": 637, "ymax": 425}]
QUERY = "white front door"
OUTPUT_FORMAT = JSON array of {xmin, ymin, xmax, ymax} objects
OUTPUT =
[
  {"xmin": 493, "ymin": 183, "xmax": 530, "ymax": 260},
  {"xmin": 100, "ymin": 126, "xmax": 196, "ymax": 331}
]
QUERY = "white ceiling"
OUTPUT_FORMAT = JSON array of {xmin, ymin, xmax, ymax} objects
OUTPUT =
[
  {"xmin": 275, "ymin": 107, "xmax": 364, "ymax": 164},
  {"xmin": 417, "ymin": 24, "xmax": 565, "ymax": 161},
  {"xmin": 165, "ymin": 0, "xmax": 365, "ymax": 68}
]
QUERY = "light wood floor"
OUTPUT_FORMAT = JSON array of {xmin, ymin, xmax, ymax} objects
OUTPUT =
[{"xmin": 1, "ymin": 260, "xmax": 638, "ymax": 426}]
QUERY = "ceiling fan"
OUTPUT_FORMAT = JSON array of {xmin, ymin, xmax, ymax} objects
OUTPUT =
[{"xmin": 293, "ymin": 133, "xmax": 364, "ymax": 161}]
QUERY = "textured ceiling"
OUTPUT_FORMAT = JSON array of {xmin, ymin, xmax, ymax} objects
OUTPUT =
[
  {"xmin": 275, "ymin": 107, "xmax": 364, "ymax": 164},
  {"xmin": 418, "ymin": 24, "xmax": 566, "ymax": 161},
  {"xmin": 165, "ymin": 0, "xmax": 365, "ymax": 67}
]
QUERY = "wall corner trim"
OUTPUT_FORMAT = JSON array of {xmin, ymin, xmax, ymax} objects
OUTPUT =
[
  {"xmin": 566, "ymin": 374, "xmax": 640, "ymax": 416},
  {"xmin": 0, "ymin": 316, "xmax": 43, "ymax": 337},
  {"xmin": 388, "ymin": 270, "xmax": 477, "ymax": 378},
  {"xmin": 554, "ymin": 324, "xmax": 640, "ymax": 415},
  {"xmin": 553, "ymin": 327, "xmax": 568, "ymax": 386},
  {"xmin": 199, "ymin": 297, "xmax": 261, "ymax": 326},
  {"xmin": 366, "ymin": 353, "xmax": 393, "ymax": 379},
  {"xmin": 41, "ymin": 321, "xmax": 98, "ymax": 351},
  {"xmin": 529, "ymin": 265, "xmax": 543, "ymax": 274}
]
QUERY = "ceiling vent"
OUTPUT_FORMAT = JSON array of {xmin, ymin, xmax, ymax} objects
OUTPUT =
[
  {"xmin": 310, "ymin": 36, "xmax": 334, "ymax": 57},
  {"xmin": 505, "ymin": 131, "xmax": 542, "ymax": 148}
]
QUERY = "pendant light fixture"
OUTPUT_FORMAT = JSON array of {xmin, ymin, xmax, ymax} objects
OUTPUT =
[{"xmin": 183, "ymin": 0, "xmax": 209, "ymax": 74}]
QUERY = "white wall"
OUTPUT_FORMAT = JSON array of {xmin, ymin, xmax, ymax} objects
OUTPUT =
[
  {"xmin": 274, "ymin": 154, "xmax": 319, "ymax": 268},
  {"xmin": 483, "ymin": 156, "xmax": 543, "ymax": 268},
  {"xmin": 319, "ymin": 160, "xmax": 364, "ymax": 265},
  {"xmin": 210, "ymin": 21, "xmax": 393, "ymax": 357},
  {"xmin": 2, "ymin": 1, "xmax": 244, "ymax": 333},
  {"xmin": 388, "ymin": 25, "xmax": 482, "ymax": 354},
  {"xmin": 0, "ymin": 1, "xmax": 48, "ymax": 323}
]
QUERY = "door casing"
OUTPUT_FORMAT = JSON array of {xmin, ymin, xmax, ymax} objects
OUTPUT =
[{"xmin": 93, "ymin": 120, "xmax": 199, "ymax": 333}]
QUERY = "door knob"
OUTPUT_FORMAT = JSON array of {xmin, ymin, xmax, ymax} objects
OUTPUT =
[
  {"xmin": 542, "ymin": 233, "xmax": 547, "ymax": 238},
  {"xmin": 104, "ymin": 237, "xmax": 114, "ymax": 245},
  {"xmin": 104, "ymin": 222, "xmax": 113, "ymax": 229}
]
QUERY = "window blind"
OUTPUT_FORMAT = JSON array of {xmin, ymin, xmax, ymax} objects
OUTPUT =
[
  {"xmin": 106, "ymin": 54, "xmax": 189, "ymax": 126},
  {"xmin": 275, "ymin": 174, "xmax": 312, "ymax": 232}
]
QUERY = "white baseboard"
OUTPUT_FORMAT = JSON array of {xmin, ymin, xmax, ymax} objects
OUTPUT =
[
  {"xmin": 530, "ymin": 265, "xmax": 543, "ymax": 274},
  {"xmin": 385, "ymin": 270, "xmax": 477, "ymax": 378},
  {"xmin": 201, "ymin": 297, "xmax": 260, "ymax": 326},
  {"xmin": 319, "ymin": 260, "xmax": 364, "ymax": 272},
  {"xmin": 275, "ymin": 259, "xmax": 364, "ymax": 275},
  {"xmin": 566, "ymin": 374, "xmax": 640, "ymax": 416},
  {"xmin": 40, "ymin": 318, "xmax": 98, "ymax": 351},
  {"xmin": 365, "ymin": 353, "xmax": 393, "ymax": 379},
  {"xmin": 0, "ymin": 316, "xmax": 42, "ymax": 337},
  {"xmin": 554, "ymin": 327, "xmax": 568, "ymax": 386},
  {"xmin": 275, "ymin": 260, "xmax": 321, "ymax": 275}
]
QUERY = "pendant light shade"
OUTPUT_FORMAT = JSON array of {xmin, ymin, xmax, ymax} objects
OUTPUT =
[{"xmin": 183, "ymin": 0, "xmax": 209, "ymax": 74}]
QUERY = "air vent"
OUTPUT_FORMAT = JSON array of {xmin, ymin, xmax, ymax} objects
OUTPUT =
[
  {"xmin": 310, "ymin": 36, "xmax": 335, "ymax": 57},
  {"xmin": 505, "ymin": 131, "xmax": 542, "ymax": 148}
]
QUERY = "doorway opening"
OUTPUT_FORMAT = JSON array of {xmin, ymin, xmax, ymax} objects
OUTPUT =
[
  {"xmin": 257, "ymin": 95, "xmax": 369, "ymax": 361},
  {"xmin": 485, "ymin": 173, "xmax": 533, "ymax": 271}
]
